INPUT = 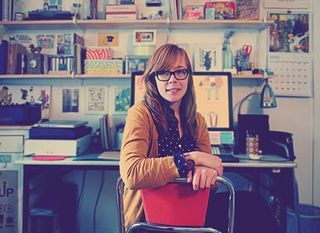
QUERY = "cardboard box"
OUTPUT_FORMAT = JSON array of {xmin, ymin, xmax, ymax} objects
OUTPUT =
[{"xmin": 105, "ymin": 4, "xmax": 137, "ymax": 20}]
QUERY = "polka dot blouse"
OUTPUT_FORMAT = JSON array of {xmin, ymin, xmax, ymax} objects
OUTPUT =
[{"xmin": 158, "ymin": 109, "xmax": 197, "ymax": 178}]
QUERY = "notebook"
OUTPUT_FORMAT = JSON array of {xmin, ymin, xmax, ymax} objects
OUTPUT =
[{"xmin": 33, "ymin": 120, "xmax": 88, "ymax": 128}]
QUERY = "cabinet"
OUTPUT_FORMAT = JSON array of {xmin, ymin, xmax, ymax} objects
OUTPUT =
[
  {"xmin": 0, "ymin": 126, "xmax": 29, "ymax": 233},
  {"xmin": 0, "ymin": 19, "xmax": 272, "ymax": 80}
]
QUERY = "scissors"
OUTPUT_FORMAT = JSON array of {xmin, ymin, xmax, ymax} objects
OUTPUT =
[{"xmin": 242, "ymin": 44, "xmax": 252, "ymax": 57}]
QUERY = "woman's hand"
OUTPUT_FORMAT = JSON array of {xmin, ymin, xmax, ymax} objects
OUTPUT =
[
  {"xmin": 187, "ymin": 165, "xmax": 218, "ymax": 191},
  {"xmin": 184, "ymin": 151, "xmax": 223, "ymax": 176}
]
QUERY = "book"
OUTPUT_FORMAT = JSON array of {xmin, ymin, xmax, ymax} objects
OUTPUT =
[
  {"xmin": 33, "ymin": 120, "xmax": 88, "ymax": 128},
  {"xmin": 24, "ymin": 134, "xmax": 91, "ymax": 156},
  {"xmin": 29, "ymin": 126, "xmax": 93, "ymax": 139},
  {"xmin": 7, "ymin": 43, "xmax": 27, "ymax": 74},
  {"xmin": 0, "ymin": 40, "xmax": 9, "ymax": 74}
]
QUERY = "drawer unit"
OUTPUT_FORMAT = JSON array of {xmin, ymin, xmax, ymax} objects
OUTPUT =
[
  {"xmin": 0, "ymin": 127, "xmax": 29, "ymax": 233},
  {"xmin": 0, "ymin": 136, "xmax": 24, "ymax": 153}
]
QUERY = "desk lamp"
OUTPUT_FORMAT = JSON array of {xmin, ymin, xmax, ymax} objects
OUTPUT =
[
  {"xmin": 238, "ymin": 79, "xmax": 277, "ymax": 115},
  {"xmin": 236, "ymin": 79, "xmax": 277, "ymax": 154}
]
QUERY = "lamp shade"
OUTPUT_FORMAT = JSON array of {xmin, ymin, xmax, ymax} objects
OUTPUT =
[{"xmin": 260, "ymin": 81, "xmax": 277, "ymax": 108}]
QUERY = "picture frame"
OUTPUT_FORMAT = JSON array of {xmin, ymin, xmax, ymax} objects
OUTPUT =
[
  {"xmin": 109, "ymin": 85, "xmax": 131, "ymax": 115},
  {"xmin": 133, "ymin": 30, "xmax": 157, "ymax": 45},
  {"xmin": 193, "ymin": 44, "xmax": 222, "ymax": 72},
  {"xmin": 268, "ymin": 11, "xmax": 310, "ymax": 53},
  {"xmin": 85, "ymin": 86, "xmax": 109, "ymax": 114},
  {"xmin": 125, "ymin": 55, "xmax": 150, "ymax": 74}
]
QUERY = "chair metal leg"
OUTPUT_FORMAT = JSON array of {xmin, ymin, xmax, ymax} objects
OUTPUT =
[{"xmin": 127, "ymin": 222, "xmax": 221, "ymax": 233}]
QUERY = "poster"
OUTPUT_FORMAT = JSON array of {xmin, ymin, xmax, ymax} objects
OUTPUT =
[
  {"xmin": 268, "ymin": 12, "xmax": 310, "ymax": 53},
  {"xmin": 85, "ymin": 86, "xmax": 108, "ymax": 114}
]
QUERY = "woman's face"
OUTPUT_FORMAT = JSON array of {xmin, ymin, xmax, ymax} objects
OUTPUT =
[{"xmin": 155, "ymin": 56, "xmax": 189, "ymax": 107}]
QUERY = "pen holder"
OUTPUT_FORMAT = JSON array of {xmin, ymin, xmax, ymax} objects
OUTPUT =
[{"xmin": 246, "ymin": 131, "xmax": 261, "ymax": 160}]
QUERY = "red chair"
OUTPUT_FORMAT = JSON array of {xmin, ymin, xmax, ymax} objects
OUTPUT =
[{"xmin": 116, "ymin": 176, "xmax": 235, "ymax": 233}]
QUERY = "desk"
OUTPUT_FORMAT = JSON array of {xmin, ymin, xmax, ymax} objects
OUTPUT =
[{"xmin": 16, "ymin": 154, "xmax": 297, "ymax": 233}]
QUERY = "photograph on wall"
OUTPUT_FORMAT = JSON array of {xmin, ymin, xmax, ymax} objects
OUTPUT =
[
  {"xmin": 85, "ymin": 86, "xmax": 108, "ymax": 114},
  {"xmin": 125, "ymin": 55, "xmax": 150, "ymax": 74},
  {"xmin": 57, "ymin": 33, "xmax": 72, "ymax": 55},
  {"xmin": 193, "ymin": 44, "xmax": 222, "ymax": 71},
  {"xmin": 109, "ymin": 86, "xmax": 131, "ymax": 114},
  {"xmin": 133, "ymin": 30, "xmax": 157, "ymax": 45},
  {"xmin": 62, "ymin": 88, "xmax": 80, "ymax": 113},
  {"xmin": 0, "ymin": 85, "xmax": 51, "ymax": 119},
  {"xmin": 36, "ymin": 34, "xmax": 56, "ymax": 54},
  {"xmin": 98, "ymin": 32, "xmax": 119, "ymax": 47},
  {"xmin": 268, "ymin": 11, "xmax": 310, "ymax": 53}
]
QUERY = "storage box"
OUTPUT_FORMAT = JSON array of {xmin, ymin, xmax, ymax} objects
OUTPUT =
[
  {"xmin": 0, "ymin": 104, "xmax": 41, "ymax": 125},
  {"xmin": 141, "ymin": 182, "xmax": 210, "ymax": 226},
  {"xmin": 204, "ymin": 1, "xmax": 235, "ymax": 20},
  {"xmin": 84, "ymin": 59, "xmax": 123, "ymax": 75},
  {"xmin": 105, "ymin": 4, "xmax": 137, "ymax": 20}
]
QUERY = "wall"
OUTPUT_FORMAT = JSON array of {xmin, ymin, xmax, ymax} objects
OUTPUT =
[{"xmin": 313, "ymin": 0, "xmax": 320, "ymax": 206}]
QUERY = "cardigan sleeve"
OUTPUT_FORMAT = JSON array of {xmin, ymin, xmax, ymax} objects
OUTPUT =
[{"xmin": 120, "ymin": 104, "xmax": 180, "ymax": 190}]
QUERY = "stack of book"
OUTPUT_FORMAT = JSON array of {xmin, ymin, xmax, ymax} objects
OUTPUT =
[{"xmin": 24, "ymin": 120, "xmax": 92, "ymax": 157}]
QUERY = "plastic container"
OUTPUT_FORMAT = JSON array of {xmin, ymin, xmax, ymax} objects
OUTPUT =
[
  {"xmin": 287, "ymin": 204, "xmax": 320, "ymax": 233},
  {"xmin": 141, "ymin": 182, "xmax": 210, "ymax": 226}
]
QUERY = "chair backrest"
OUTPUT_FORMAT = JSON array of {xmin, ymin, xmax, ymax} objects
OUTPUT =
[{"xmin": 116, "ymin": 176, "xmax": 235, "ymax": 233}]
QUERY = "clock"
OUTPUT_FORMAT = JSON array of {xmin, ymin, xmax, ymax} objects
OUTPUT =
[{"xmin": 26, "ymin": 53, "xmax": 44, "ymax": 74}]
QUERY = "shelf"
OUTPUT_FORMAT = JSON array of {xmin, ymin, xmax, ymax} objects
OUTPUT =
[
  {"xmin": 233, "ymin": 74, "xmax": 267, "ymax": 79},
  {"xmin": 0, "ymin": 19, "xmax": 273, "ymax": 31},
  {"xmin": 0, "ymin": 74, "xmax": 265, "ymax": 79}
]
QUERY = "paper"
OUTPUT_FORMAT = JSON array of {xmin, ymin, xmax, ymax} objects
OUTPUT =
[{"xmin": 98, "ymin": 151, "xmax": 120, "ymax": 161}]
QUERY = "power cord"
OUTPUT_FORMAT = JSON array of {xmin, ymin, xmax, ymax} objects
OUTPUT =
[
  {"xmin": 93, "ymin": 170, "xmax": 105, "ymax": 233},
  {"xmin": 75, "ymin": 170, "xmax": 87, "ymax": 233}
]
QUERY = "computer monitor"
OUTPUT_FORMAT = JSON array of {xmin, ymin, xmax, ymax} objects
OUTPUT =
[{"xmin": 131, "ymin": 71, "xmax": 233, "ymax": 131}]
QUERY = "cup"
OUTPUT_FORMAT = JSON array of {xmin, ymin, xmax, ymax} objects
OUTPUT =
[{"xmin": 246, "ymin": 131, "xmax": 261, "ymax": 160}]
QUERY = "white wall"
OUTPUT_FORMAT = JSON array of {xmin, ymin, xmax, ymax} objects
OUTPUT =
[{"xmin": 312, "ymin": 0, "xmax": 320, "ymax": 206}]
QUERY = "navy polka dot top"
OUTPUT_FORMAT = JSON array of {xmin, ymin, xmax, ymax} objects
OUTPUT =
[{"xmin": 158, "ymin": 108, "xmax": 197, "ymax": 177}]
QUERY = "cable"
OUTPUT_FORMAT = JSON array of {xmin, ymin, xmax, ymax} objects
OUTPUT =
[
  {"xmin": 93, "ymin": 170, "xmax": 105, "ymax": 233},
  {"xmin": 75, "ymin": 170, "xmax": 87, "ymax": 233}
]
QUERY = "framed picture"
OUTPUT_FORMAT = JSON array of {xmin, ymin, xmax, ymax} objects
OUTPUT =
[
  {"xmin": 125, "ymin": 55, "xmax": 150, "ymax": 74},
  {"xmin": 193, "ymin": 44, "xmax": 222, "ymax": 71},
  {"xmin": 109, "ymin": 86, "xmax": 131, "ymax": 115},
  {"xmin": 268, "ymin": 11, "xmax": 310, "ymax": 53},
  {"xmin": 98, "ymin": 32, "xmax": 119, "ymax": 47},
  {"xmin": 133, "ymin": 30, "xmax": 157, "ymax": 45},
  {"xmin": 62, "ymin": 88, "xmax": 80, "ymax": 113},
  {"xmin": 85, "ymin": 86, "xmax": 108, "ymax": 114}
]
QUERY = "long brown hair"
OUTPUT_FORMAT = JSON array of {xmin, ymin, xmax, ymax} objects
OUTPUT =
[{"xmin": 142, "ymin": 44, "xmax": 197, "ymax": 136}]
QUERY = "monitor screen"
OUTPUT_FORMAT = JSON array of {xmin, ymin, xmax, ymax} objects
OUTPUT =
[{"xmin": 131, "ymin": 71, "xmax": 233, "ymax": 130}]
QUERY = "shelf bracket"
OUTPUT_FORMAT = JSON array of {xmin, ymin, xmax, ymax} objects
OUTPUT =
[{"xmin": 166, "ymin": 17, "xmax": 172, "ymax": 43}]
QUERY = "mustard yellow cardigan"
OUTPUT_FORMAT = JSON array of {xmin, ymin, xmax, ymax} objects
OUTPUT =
[{"xmin": 120, "ymin": 103, "xmax": 212, "ymax": 228}]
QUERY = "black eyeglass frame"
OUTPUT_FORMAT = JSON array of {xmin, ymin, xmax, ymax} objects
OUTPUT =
[{"xmin": 154, "ymin": 69, "xmax": 191, "ymax": 82}]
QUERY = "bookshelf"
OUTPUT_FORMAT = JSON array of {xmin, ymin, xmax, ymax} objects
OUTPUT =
[
  {"xmin": 0, "ymin": 19, "xmax": 273, "ymax": 30},
  {"xmin": 0, "ymin": 73, "xmax": 268, "ymax": 80}
]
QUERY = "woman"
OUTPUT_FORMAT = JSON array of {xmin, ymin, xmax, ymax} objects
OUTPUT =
[{"xmin": 120, "ymin": 44, "xmax": 279, "ymax": 233}]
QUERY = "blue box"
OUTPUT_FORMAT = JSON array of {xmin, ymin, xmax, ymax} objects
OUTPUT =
[{"xmin": 0, "ymin": 104, "xmax": 41, "ymax": 125}]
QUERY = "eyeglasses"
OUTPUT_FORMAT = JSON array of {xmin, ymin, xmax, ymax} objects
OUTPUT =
[{"xmin": 155, "ymin": 69, "xmax": 191, "ymax": 82}]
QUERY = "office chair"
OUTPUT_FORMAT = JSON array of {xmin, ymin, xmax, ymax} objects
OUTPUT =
[{"xmin": 116, "ymin": 176, "xmax": 235, "ymax": 233}]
